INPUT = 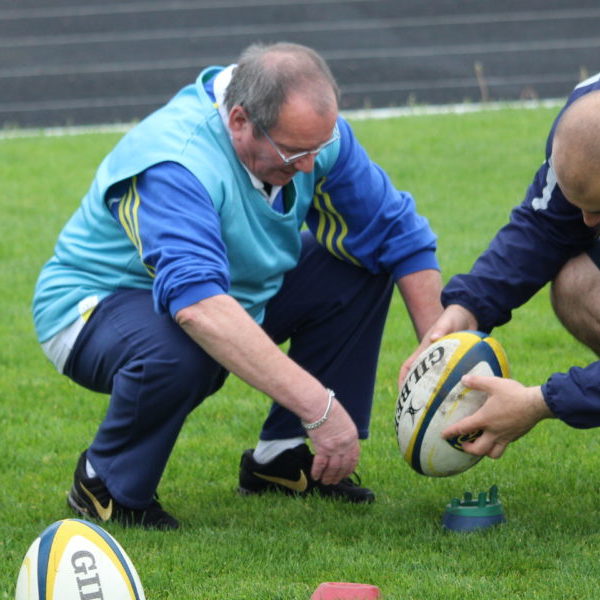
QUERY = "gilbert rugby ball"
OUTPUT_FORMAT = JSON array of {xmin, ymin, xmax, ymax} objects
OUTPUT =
[
  {"xmin": 15, "ymin": 518, "xmax": 146, "ymax": 600},
  {"xmin": 395, "ymin": 330, "xmax": 509, "ymax": 477}
]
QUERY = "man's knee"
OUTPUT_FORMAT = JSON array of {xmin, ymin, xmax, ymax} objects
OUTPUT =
[
  {"xmin": 551, "ymin": 251, "xmax": 600, "ymax": 355},
  {"xmin": 150, "ymin": 342, "xmax": 227, "ymax": 406},
  {"xmin": 552, "ymin": 252, "xmax": 598, "ymax": 309}
]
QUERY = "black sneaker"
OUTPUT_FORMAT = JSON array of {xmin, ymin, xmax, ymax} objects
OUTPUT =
[
  {"xmin": 238, "ymin": 443, "xmax": 375, "ymax": 504},
  {"xmin": 67, "ymin": 451, "xmax": 179, "ymax": 530}
]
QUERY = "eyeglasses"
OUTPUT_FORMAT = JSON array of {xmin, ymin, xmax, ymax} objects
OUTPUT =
[{"xmin": 259, "ymin": 122, "xmax": 340, "ymax": 165}]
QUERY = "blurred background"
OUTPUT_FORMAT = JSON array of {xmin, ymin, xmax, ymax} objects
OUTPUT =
[{"xmin": 1, "ymin": 0, "xmax": 599, "ymax": 129}]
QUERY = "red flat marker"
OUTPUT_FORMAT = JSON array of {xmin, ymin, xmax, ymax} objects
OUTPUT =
[{"xmin": 310, "ymin": 582, "xmax": 381, "ymax": 599}]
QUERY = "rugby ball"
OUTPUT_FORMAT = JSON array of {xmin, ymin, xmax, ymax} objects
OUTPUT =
[
  {"xmin": 15, "ymin": 518, "xmax": 146, "ymax": 600},
  {"xmin": 395, "ymin": 330, "xmax": 509, "ymax": 477}
]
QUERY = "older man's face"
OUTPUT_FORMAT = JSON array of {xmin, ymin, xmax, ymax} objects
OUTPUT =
[{"xmin": 229, "ymin": 93, "xmax": 338, "ymax": 187}]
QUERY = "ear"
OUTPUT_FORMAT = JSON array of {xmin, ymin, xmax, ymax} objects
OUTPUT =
[{"xmin": 228, "ymin": 105, "xmax": 250, "ymax": 136}]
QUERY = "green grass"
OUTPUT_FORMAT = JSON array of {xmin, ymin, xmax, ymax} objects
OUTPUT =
[{"xmin": 2, "ymin": 106, "xmax": 598, "ymax": 599}]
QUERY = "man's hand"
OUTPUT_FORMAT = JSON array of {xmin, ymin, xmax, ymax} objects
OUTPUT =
[
  {"xmin": 442, "ymin": 375, "xmax": 554, "ymax": 458},
  {"xmin": 307, "ymin": 398, "xmax": 360, "ymax": 485},
  {"xmin": 399, "ymin": 304, "xmax": 478, "ymax": 385}
]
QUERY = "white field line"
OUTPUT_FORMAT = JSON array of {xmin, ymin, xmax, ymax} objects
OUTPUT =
[{"xmin": 0, "ymin": 98, "xmax": 565, "ymax": 141}]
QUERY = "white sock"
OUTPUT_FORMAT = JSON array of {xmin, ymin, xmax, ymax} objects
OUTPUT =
[
  {"xmin": 253, "ymin": 437, "xmax": 306, "ymax": 464},
  {"xmin": 85, "ymin": 459, "xmax": 97, "ymax": 479}
]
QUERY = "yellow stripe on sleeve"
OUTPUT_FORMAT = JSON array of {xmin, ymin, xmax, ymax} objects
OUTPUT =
[
  {"xmin": 116, "ymin": 177, "xmax": 156, "ymax": 278},
  {"xmin": 312, "ymin": 178, "xmax": 361, "ymax": 267},
  {"xmin": 128, "ymin": 177, "xmax": 144, "ymax": 255},
  {"xmin": 117, "ymin": 184, "xmax": 136, "ymax": 247}
]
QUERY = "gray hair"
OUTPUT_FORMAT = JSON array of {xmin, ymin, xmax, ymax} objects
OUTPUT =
[{"xmin": 224, "ymin": 42, "xmax": 340, "ymax": 135}]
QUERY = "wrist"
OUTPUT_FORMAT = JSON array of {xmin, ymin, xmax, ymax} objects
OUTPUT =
[
  {"xmin": 302, "ymin": 389, "xmax": 336, "ymax": 431},
  {"xmin": 447, "ymin": 304, "xmax": 479, "ymax": 330},
  {"xmin": 529, "ymin": 385, "xmax": 554, "ymax": 420}
]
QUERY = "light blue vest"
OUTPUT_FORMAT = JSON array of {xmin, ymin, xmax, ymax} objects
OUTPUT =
[{"xmin": 33, "ymin": 66, "xmax": 340, "ymax": 342}]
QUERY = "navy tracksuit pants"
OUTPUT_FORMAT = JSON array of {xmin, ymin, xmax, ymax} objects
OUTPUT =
[{"xmin": 64, "ymin": 232, "xmax": 394, "ymax": 508}]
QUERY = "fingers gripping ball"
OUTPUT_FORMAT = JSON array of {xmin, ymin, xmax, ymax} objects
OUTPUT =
[
  {"xmin": 395, "ymin": 331, "xmax": 509, "ymax": 477},
  {"xmin": 15, "ymin": 519, "xmax": 146, "ymax": 600}
]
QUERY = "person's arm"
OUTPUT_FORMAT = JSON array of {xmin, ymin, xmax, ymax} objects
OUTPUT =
[
  {"xmin": 307, "ymin": 117, "xmax": 440, "ymax": 281},
  {"xmin": 543, "ymin": 362, "xmax": 600, "ymax": 428},
  {"xmin": 110, "ymin": 163, "xmax": 360, "ymax": 484},
  {"xmin": 401, "ymin": 140, "xmax": 594, "ymax": 381},
  {"xmin": 396, "ymin": 269, "xmax": 444, "ymax": 342},
  {"xmin": 443, "ymin": 153, "xmax": 596, "ymax": 334},
  {"xmin": 175, "ymin": 294, "xmax": 360, "ymax": 484}
]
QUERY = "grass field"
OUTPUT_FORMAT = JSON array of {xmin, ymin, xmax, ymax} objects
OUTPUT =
[{"xmin": 2, "ymin": 105, "xmax": 599, "ymax": 599}]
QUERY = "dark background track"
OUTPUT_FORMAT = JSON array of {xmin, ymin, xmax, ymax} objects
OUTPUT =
[{"xmin": 1, "ymin": 0, "xmax": 599, "ymax": 129}]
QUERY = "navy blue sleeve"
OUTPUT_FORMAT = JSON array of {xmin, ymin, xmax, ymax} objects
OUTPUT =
[
  {"xmin": 306, "ymin": 117, "xmax": 439, "ymax": 279},
  {"xmin": 108, "ymin": 161, "xmax": 230, "ymax": 316},
  {"xmin": 442, "ymin": 118, "xmax": 597, "ymax": 333},
  {"xmin": 542, "ymin": 362, "xmax": 600, "ymax": 428},
  {"xmin": 442, "ymin": 172, "xmax": 595, "ymax": 332}
]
